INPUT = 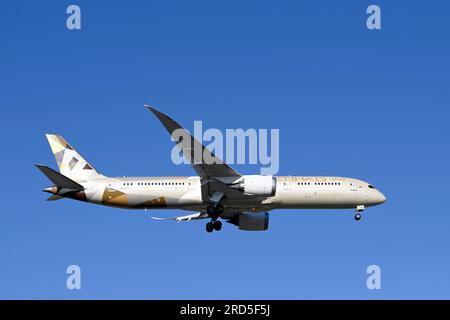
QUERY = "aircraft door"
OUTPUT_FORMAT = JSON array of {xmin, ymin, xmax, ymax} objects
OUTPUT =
[
  {"xmin": 283, "ymin": 178, "xmax": 291, "ymax": 191},
  {"xmin": 187, "ymin": 178, "xmax": 196, "ymax": 191}
]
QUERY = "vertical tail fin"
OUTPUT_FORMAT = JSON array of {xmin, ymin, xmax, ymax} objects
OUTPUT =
[{"xmin": 45, "ymin": 134, "xmax": 104, "ymax": 181}]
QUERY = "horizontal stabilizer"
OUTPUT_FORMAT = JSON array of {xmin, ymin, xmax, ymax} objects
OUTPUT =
[
  {"xmin": 46, "ymin": 194, "xmax": 64, "ymax": 201},
  {"xmin": 36, "ymin": 164, "xmax": 84, "ymax": 190}
]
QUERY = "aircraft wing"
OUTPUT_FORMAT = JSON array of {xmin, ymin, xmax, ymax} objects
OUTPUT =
[{"xmin": 146, "ymin": 106, "xmax": 241, "ymax": 179}]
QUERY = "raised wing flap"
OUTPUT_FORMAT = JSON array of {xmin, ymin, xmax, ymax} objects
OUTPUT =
[{"xmin": 151, "ymin": 212, "xmax": 209, "ymax": 222}]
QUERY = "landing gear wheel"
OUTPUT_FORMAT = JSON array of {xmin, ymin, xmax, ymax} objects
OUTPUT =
[
  {"xmin": 206, "ymin": 222, "xmax": 214, "ymax": 233},
  {"xmin": 355, "ymin": 213, "xmax": 361, "ymax": 221},
  {"xmin": 213, "ymin": 220, "xmax": 222, "ymax": 231},
  {"xmin": 206, "ymin": 206, "xmax": 215, "ymax": 216}
]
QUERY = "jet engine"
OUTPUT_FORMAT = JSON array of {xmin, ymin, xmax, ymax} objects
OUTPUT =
[
  {"xmin": 228, "ymin": 212, "xmax": 269, "ymax": 231},
  {"xmin": 230, "ymin": 175, "xmax": 276, "ymax": 197}
]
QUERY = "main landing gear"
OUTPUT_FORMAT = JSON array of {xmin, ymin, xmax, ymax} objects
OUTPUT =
[
  {"xmin": 355, "ymin": 205, "xmax": 364, "ymax": 221},
  {"xmin": 206, "ymin": 220, "xmax": 222, "ymax": 233},
  {"xmin": 205, "ymin": 203, "xmax": 224, "ymax": 233}
]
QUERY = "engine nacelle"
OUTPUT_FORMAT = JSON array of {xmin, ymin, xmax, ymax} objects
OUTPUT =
[
  {"xmin": 238, "ymin": 212, "xmax": 269, "ymax": 231},
  {"xmin": 231, "ymin": 175, "xmax": 276, "ymax": 197}
]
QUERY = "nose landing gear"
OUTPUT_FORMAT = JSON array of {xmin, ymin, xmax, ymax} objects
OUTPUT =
[{"xmin": 354, "ymin": 205, "xmax": 365, "ymax": 221}]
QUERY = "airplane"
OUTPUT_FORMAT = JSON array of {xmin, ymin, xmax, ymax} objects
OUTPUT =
[{"xmin": 36, "ymin": 107, "xmax": 386, "ymax": 233}]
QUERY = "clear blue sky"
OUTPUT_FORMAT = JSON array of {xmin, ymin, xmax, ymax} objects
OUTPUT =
[{"xmin": 1, "ymin": 0, "xmax": 449, "ymax": 299}]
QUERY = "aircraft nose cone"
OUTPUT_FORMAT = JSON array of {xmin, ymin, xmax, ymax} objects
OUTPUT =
[{"xmin": 377, "ymin": 191, "xmax": 386, "ymax": 204}]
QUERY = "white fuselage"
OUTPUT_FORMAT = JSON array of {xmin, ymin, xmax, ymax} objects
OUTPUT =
[{"xmin": 75, "ymin": 175, "xmax": 386, "ymax": 216}]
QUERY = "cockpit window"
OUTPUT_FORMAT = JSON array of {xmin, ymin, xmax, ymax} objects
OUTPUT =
[{"xmin": 368, "ymin": 185, "xmax": 375, "ymax": 189}]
